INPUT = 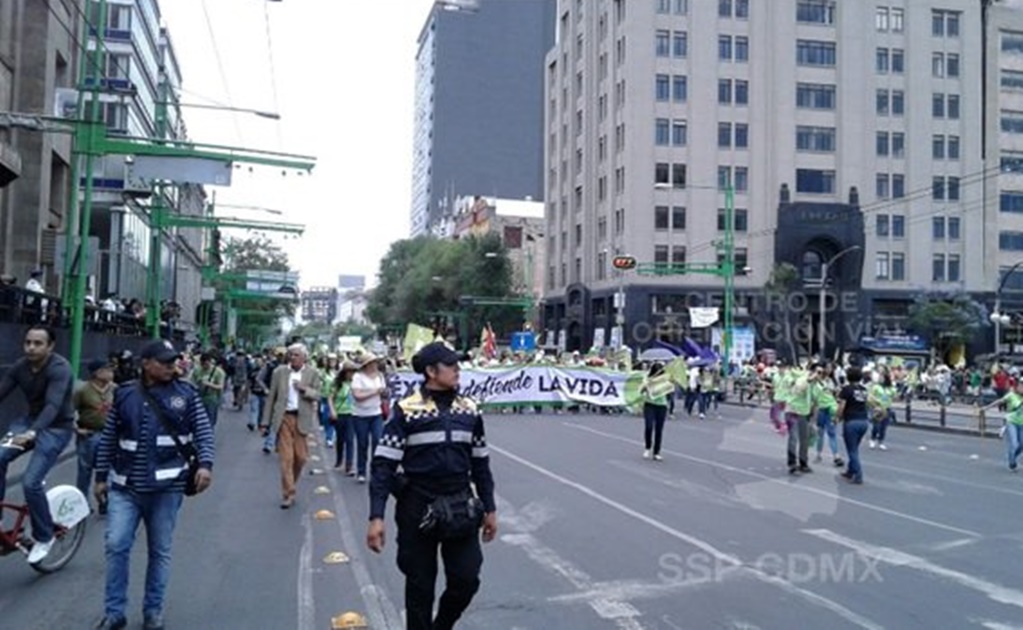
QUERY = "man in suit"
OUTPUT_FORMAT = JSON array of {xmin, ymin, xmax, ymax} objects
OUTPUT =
[{"xmin": 259, "ymin": 343, "xmax": 321, "ymax": 509}]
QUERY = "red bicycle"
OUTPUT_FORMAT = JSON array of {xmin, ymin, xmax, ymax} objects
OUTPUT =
[{"xmin": 0, "ymin": 438, "xmax": 89, "ymax": 573}]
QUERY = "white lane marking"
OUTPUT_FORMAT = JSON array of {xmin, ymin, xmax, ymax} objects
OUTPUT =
[
  {"xmin": 297, "ymin": 513, "xmax": 315, "ymax": 630},
  {"xmin": 497, "ymin": 496, "xmax": 646, "ymax": 629},
  {"xmin": 975, "ymin": 620, "xmax": 1023, "ymax": 630},
  {"xmin": 322, "ymin": 448, "xmax": 404, "ymax": 629},
  {"xmin": 926, "ymin": 537, "xmax": 982, "ymax": 552},
  {"xmin": 804, "ymin": 529, "xmax": 1023, "ymax": 610},
  {"xmin": 606, "ymin": 459, "xmax": 744, "ymax": 509},
  {"xmin": 491, "ymin": 445, "xmax": 883, "ymax": 630},
  {"xmin": 565, "ymin": 422, "xmax": 982, "ymax": 539},
  {"xmin": 546, "ymin": 575, "xmax": 730, "ymax": 604}
]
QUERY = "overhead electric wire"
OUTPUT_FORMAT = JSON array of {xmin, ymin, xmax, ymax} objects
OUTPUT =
[
  {"xmin": 200, "ymin": 0, "xmax": 243, "ymax": 143},
  {"xmin": 262, "ymin": 0, "xmax": 284, "ymax": 151}
]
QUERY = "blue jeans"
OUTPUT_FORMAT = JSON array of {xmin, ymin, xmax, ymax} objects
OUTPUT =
[
  {"xmin": 816, "ymin": 409, "xmax": 839, "ymax": 456},
  {"xmin": 203, "ymin": 399, "xmax": 220, "ymax": 429},
  {"xmin": 334, "ymin": 414, "xmax": 355, "ymax": 469},
  {"xmin": 0, "ymin": 418, "xmax": 73, "ymax": 542},
  {"xmin": 248, "ymin": 395, "xmax": 265, "ymax": 429},
  {"xmin": 1006, "ymin": 423, "xmax": 1023, "ymax": 469},
  {"xmin": 104, "ymin": 489, "xmax": 184, "ymax": 621},
  {"xmin": 320, "ymin": 399, "xmax": 336, "ymax": 443},
  {"xmin": 76, "ymin": 432, "xmax": 102, "ymax": 500},
  {"xmin": 353, "ymin": 415, "xmax": 383, "ymax": 476},
  {"xmin": 843, "ymin": 419, "xmax": 869, "ymax": 482},
  {"xmin": 871, "ymin": 409, "xmax": 893, "ymax": 443}
]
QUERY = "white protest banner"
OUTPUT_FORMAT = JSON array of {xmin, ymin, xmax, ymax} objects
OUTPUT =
[
  {"xmin": 689, "ymin": 307, "xmax": 720, "ymax": 328},
  {"xmin": 385, "ymin": 365, "xmax": 644, "ymax": 407}
]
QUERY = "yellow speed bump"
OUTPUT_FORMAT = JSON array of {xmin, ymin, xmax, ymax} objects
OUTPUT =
[
  {"xmin": 310, "ymin": 468, "xmax": 325, "ymax": 475},
  {"xmin": 314, "ymin": 509, "xmax": 335, "ymax": 520},
  {"xmin": 331, "ymin": 612, "xmax": 368, "ymax": 628},
  {"xmin": 323, "ymin": 551, "xmax": 350, "ymax": 564},
  {"xmin": 310, "ymin": 454, "xmax": 322, "ymax": 462},
  {"xmin": 313, "ymin": 485, "xmax": 331, "ymax": 495}
]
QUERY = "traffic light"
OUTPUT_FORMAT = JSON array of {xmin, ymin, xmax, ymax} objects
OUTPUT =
[{"xmin": 612, "ymin": 255, "xmax": 637, "ymax": 271}]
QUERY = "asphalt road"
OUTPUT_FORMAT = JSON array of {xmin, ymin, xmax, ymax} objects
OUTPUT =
[{"xmin": 1, "ymin": 403, "xmax": 1022, "ymax": 629}]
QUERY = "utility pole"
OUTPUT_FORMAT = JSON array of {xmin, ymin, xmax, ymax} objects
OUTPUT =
[{"xmin": 145, "ymin": 69, "xmax": 170, "ymax": 338}]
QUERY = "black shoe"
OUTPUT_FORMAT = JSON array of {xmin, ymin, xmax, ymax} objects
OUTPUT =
[
  {"xmin": 788, "ymin": 466, "xmax": 799, "ymax": 475},
  {"xmin": 94, "ymin": 617, "xmax": 127, "ymax": 630},
  {"xmin": 833, "ymin": 457, "xmax": 845, "ymax": 467},
  {"xmin": 799, "ymin": 465, "xmax": 813, "ymax": 473},
  {"xmin": 144, "ymin": 614, "xmax": 165, "ymax": 630}
]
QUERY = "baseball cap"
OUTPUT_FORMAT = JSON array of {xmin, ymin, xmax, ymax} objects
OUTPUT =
[
  {"xmin": 412, "ymin": 342, "xmax": 467, "ymax": 374},
  {"xmin": 140, "ymin": 339, "xmax": 181, "ymax": 363}
]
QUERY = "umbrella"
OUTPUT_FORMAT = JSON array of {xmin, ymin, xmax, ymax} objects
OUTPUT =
[{"xmin": 638, "ymin": 348, "xmax": 678, "ymax": 363}]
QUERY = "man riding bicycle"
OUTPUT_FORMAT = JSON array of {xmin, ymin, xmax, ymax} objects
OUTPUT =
[{"xmin": 0, "ymin": 325, "xmax": 75, "ymax": 564}]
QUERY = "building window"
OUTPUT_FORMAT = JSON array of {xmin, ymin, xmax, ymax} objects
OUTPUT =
[
  {"xmin": 932, "ymin": 254, "xmax": 946, "ymax": 282},
  {"xmin": 735, "ymin": 36, "xmax": 749, "ymax": 62},
  {"xmin": 674, "ymin": 0, "xmax": 687, "ymax": 15},
  {"xmin": 656, "ymin": 30, "xmax": 670, "ymax": 57},
  {"xmin": 718, "ymin": 123, "xmax": 732, "ymax": 148},
  {"xmin": 656, "ymin": 74, "xmax": 670, "ymax": 102},
  {"xmin": 948, "ymin": 94, "xmax": 959, "ymax": 119},
  {"xmin": 948, "ymin": 217, "xmax": 961, "ymax": 240},
  {"xmin": 892, "ymin": 90, "xmax": 904, "ymax": 115},
  {"xmin": 947, "ymin": 53, "xmax": 959, "ymax": 77},
  {"xmin": 735, "ymin": 123, "xmax": 749, "ymax": 148},
  {"xmin": 673, "ymin": 75, "xmax": 688, "ymax": 102},
  {"xmin": 797, "ymin": 1, "xmax": 835, "ymax": 25},
  {"xmin": 735, "ymin": 166, "xmax": 748, "ymax": 191},
  {"xmin": 933, "ymin": 10, "xmax": 960, "ymax": 38},
  {"xmin": 1003, "ymin": 153, "xmax": 1023, "ymax": 172},
  {"xmin": 1002, "ymin": 110, "xmax": 1023, "ymax": 134},
  {"xmin": 933, "ymin": 217, "xmax": 946, "ymax": 240},
  {"xmin": 1002, "ymin": 69, "xmax": 1023, "ymax": 90},
  {"xmin": 948, "ymin": 254, "xmax": 960, "ymax": 282},
  {"xmin": 655, "ymin": 206, "xmax": 670, "ymax": 230},
  {"xmin": 655, "ymin": 118, "xmax": 670, "ymax": 146},
  {"xmin": 796, "ymin": 126, "xmax": 836, "ymax": 152},
  {"xmin": 598, "ymin": 176, "xmax": 607, "ymax": 201},
  {"xmin": 673, "ymin": 31, "xmax": 688, "ymax": 58},
  {"xmin": 876, "ymin": 252, "xmax": 890, "ymax": 280},
  {"xmin": 657, "ymin": 0, "xmax": 671, "ymax": 14},
  {"xmin": 672, "ymin": 246, "xmax": 687, "ymax": 265},
  {"xmin": 933, "ymin": 93, "xmax": 945, "ymax": 118},
  {"xmin": 891, "ymin": 8, "xmax": 904, "ymax": 32},
  {"xmin": 797, "ymin": 83, "xmax": 836, "ymax": 110},
  {"xmin": 719, "ymin": 35, "xmax": 733, "ymax": 61},
  {"xmin": 717, "ymin": 208, "xmax": 749, "ymax": 232},
  {"xmin": 876, "ymin": 48, "xmax": 889, "ymax": 74},
  {"xmin": 891, "ymin": 253, "xmax": 905, "ymax": 280},
  {"xmin": 892, "ymin": 214, "xmax": 905, "ymax": 237},
  {"xmin": 892, "ymin": 132, "xmax": 904, "ymax": 158},
  {"xmin": 876, "ymin": 132, "xmax": 889, "ymax": 157},
  {"xmin": 876, "ymin": 214, "xmax": 890, "ymax": 237},
  {"xmin": 718, "ymin": 79, "xmax": 733, "ymax": 104},
  {"xmin": 655, "ymin": 162, "xmax": 670, "ymax": 186},
  {"xmin": 797, "ymin": 40, "xmax": 837, "ymax": 66},
  {"xmin": 672, "ymin": 120, "xmax": 687, "ymax": 146},
  {"xmin": 876, "ymin": 174, "xmax": 890, "ymax": 199},
  {"xmin": 796, "ymin": 168, "xmax": 836, "ymax": 194},
  {"xmin": 892, "ymin": 48, "xmax": 904, "ymax": 73},
  {"xmin": 933, "ymin": 53, "xmax": 945, "ymax": 78},
  {"xmin": 876, "ymin": 89, "xmax": 889, "ymax": 116},
  {"xmin": 948, "ymin": 176, "xmax": 960, "ymax": 200},
  {"xmin": 1001, "ymin": 192, "xmax": 1023, "ymax": 213},
  {"xmin": 933, "ymin": 177, "xmax": 945, "ymax": 200},
  {"xmin": 672, "ymin": 206, "xmax": 686, "ymax": 230},
  {"xmin": 598, "ymin": 217, "xmax": 607, "ymax": 240},
  {"xmin": 893, "ymin": 174, "xmax": 905, "ymax": 198},
  {"xmin": 672, "ymin": 163, "xmax": 687, "ymax": 188},
  {"xmin": 933, "ymin": 135, "xmax": 946, "ymax": 159},
  {"xmin": 1002, "ymin": 231, "xmax": 1023, "ymax": 250},
  {"xmin": 876, "ymin": 7, "xmax": 889, "ymax": 32},
  {"xmin": 735, "ymin": 79, "xmax": 749, "ymax": 105},
  {"xmin": 615, "ymin": 208, "xmax": 626, "ymax": 234},
  {"xmin": 597, "ymin": 251, "xmax": 607, "ymax": 280},
  {"xmin": 654, "ymin": 245, "xmax": 670, "ymax": 264}
]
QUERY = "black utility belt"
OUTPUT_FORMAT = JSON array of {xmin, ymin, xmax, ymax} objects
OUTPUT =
[{"xmin": 417, "ymin": 487, "xmax": 485, "ymax": 541}]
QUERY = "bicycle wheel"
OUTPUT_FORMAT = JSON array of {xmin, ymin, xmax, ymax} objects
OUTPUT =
[{"xmin": 30, "ymin": 518, "xmax": 87, "ymax": 574}]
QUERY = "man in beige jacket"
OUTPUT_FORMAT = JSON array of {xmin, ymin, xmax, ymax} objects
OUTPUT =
[{"xmin": 260, "ymin": 343, "xmax": 321, "ymax": 508}]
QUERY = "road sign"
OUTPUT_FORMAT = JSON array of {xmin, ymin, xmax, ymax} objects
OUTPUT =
[
  {"xmin": 511, "ymin": 331, "xmax": 536, "ymax": 352},
  {"xmin": 612, "ymin": 255, "xmax": 637, "ymax": 271}
]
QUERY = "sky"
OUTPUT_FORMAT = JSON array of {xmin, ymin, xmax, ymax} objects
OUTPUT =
[{"xmin": 160, "ymin": 0, "xmax": 437, "ymax": 290}]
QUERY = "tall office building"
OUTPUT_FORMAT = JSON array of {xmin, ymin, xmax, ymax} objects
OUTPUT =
[
  {"xmin": 542, "ymin": 0, "xmax": 991, "ymax": 355},
  {"xmin": 410, "ymin": 0, "xmax": 556, "ymax": 237}
]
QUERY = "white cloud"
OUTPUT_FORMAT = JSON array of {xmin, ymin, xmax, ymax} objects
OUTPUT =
[{"xmin": 161, "ymin": 0, "xmax": 436, "ymax": 288}]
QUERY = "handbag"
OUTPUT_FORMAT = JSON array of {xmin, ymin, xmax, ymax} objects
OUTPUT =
[
  {"xmin": 139, "ymin": 385, "xmax": 201, "ymax": 496},
  {"xmin": 418, "ymin": 488, "xmax": 485, "ymax": 540}
]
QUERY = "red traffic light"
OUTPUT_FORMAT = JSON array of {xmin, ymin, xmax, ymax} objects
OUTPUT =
[{"xmin": 612, "ymin": 256, "xmax": 637, "ymax": 270}]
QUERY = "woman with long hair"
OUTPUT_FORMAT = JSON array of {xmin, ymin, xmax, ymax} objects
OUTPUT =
[
  {"xmin": 642, "ymin": 363, "xmax": 671, "ymax": 461},
  {"xmin": 328, "ymin": 361, "xmax": 357, "ymax": 474},
  {"xmin": 837, "ymin": 366, "xmax": 871, "ymax": 484},
  {"xmin": 868, "ymin": 368, "xmax": 897, "ymax": 450},
  {"xmin": 351, "ymin": 353, "xmax": 387, "ymax": 483}
]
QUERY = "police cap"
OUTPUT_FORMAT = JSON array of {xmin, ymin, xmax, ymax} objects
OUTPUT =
[
  {"xmin": 412, "ymin": 342, "xmax": 467, "ymax": 374},
  {"xmin": 140, "ymin": 339, "xmax": 181, "ymax": 363}
]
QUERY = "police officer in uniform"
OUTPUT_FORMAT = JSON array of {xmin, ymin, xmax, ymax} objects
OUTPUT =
[{"xmin": 367, "ymin": 342, "xmax": 497, "ymax": 630}]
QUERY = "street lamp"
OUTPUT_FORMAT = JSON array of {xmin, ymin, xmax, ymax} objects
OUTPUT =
[
  {"xmin": 818, "ymin": 245, "xmax": 861, "ymax": 360},
  {"xmin": 991, "ymin": 260, "xmax": 1023, "ymax": 354},
  {"xmin": 172, "ymin": 102, "xmax": 281, "ymax": 120}
]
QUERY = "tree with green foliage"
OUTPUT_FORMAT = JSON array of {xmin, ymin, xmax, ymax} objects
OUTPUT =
[
  {"xmin": 908, "ymin": 291, "xmax": 989, "ymax": 363},
  {"xmin": 367, "ymin": 233, "xmax": 518, "ymax": 348},
  {"xmin": 218, "ymin": 235, "xmax": 296, "ymax": 348},
  {"xmin": 764, "ymin": 262, "xmax": 802, "ymax": 364}
]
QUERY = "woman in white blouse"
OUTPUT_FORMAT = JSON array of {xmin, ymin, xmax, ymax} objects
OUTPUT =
[{"xmin": 350, "ymin": 353, "xmax": 387, "ymax": 483}]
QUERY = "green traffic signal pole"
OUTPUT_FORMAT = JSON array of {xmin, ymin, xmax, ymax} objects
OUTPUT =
[{"xmin": 635, "ymin": 184, "xmax": 735, "ymax": 376}]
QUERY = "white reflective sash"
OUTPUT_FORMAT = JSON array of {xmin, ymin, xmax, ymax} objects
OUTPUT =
[
  {"xmin": 156, "ymin": 434, "xmax": 193, "ymax": 447},
  {"xmin": 154, "ymin": 466, "xmax": 187, "ymax": 481},
  {"xmin": 405, "ymin": 430, "xmax": 446, "ymax": 446},
  {"xmin": 118, "ymin": 439, "xmax": 138, "ymax": 452},
  {"xmin": 374, "ymin": 445, "xmax": 404, "ymax": 461},
  {"xmin": 450, "ymin": 430, "xmax": 473, "ymax": 444},
  {"xmin": 472, "ymin": 447, "xmax": 490, "ymax": 458}
]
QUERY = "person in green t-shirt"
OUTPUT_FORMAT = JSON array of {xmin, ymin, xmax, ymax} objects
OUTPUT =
[
  {"xmin": 868, "ymin": 370, "xmax": 897, "ymax": 450},
  {"xmin": 73, "ymin": 357, "xmax": 116, "ymax": 512},
  {"xmin": 813, "ymin": 363, "xmax": 844, "ymax": 468},
  {"xmin": 328, "ymin": 361, "xmax": 358, "ymax": 474},
  {"xmin": 785, "ymin": 365, "xmax": 819, "ymax": 474},
  {"xmin": 981, "ymin": 380, "xmax": 1023, "ymax": 471},
  {"xmin": 641, "ymin": 363, "xmax": 671, "ymax": 461},
  {"xmin": 193, "ymin": 352, "xmax": 226, "ymax": 428}
]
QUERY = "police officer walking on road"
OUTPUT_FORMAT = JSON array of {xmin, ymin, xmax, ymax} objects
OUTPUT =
[{"xmin": 367, "ymin": 342, "xmax": 498, "ymax": 630}]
